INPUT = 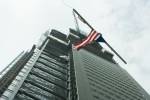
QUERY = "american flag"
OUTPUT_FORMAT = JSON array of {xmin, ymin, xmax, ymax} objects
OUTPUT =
[{"xmin": 74, "ymin": 30, "xmax": 102, "ymax": 50}]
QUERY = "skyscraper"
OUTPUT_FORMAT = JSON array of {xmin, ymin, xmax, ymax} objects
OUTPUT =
[{"xmin": 0, "ymin": 29, "xmax": 149, "ymax": 100}]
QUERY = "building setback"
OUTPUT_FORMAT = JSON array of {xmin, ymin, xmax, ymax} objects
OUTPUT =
[{"xmin": 0, "ymin": 29, "xmax": 149, "ymax": 100}]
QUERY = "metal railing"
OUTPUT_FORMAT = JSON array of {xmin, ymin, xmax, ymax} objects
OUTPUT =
[{"xmin": 0, "ymin": 45, "xmax": 35, "ymax": 96}]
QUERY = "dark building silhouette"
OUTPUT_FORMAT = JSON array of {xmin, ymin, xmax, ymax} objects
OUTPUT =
[{"xmin": 0, "ymin": 29, "xmax": 149, "ymax": 100}]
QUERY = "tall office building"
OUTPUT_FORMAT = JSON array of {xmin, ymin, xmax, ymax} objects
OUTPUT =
[{"xmin": 0, "ymin": 29, "xmax": 149, "ymax": 100}]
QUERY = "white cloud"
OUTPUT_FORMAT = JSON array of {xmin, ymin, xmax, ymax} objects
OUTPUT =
[{"xmin": 99, "ymin": 0, "xmax": 150, "ymax": 93}]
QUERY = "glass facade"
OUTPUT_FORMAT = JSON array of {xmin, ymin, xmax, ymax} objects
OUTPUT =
[
  {"xmin": 0, "ymin": 29, "xmax": 149, "ymax": 100},
  {"xmin": 73, "ymin": 49, "xmax": 148, "ymax": 100},
  {"xmin": 14, "ymin": 31, "xmax": 69, "ymax": 100}
]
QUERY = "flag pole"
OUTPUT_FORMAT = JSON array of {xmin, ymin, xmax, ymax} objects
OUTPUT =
[
  {"xmin": 73, "ymin": 9, "xmax": 94, "ymax": 30},
  {"xmin": 104, "ymin": 40, "xmax": 127, "ymax": 64},
  {"xmin": 73, "ymin": 8, "xmax": 127, "ymax": 64}
]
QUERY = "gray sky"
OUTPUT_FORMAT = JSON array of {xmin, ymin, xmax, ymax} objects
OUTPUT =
[{"xmin": 0, "ymin": 0, "xmax": 150, "ymax": 94}]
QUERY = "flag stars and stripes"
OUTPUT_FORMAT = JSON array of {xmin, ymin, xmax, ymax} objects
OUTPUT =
[{"xmin": 74, "ymin": 30, "xmax": 101, "ymax": 50}]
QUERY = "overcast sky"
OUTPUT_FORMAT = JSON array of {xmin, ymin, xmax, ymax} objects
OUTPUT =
[{"xmin": 0, "ymin": 0, "xmax": 150, "ymax": 94}]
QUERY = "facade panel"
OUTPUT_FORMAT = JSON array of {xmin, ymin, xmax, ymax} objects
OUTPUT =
[
  {"xmin": 0, "ymin": 29, "xmax": 149, "ymax": 100},
  {"xmin": 72, "ymin": 49, "xmax": 148, "ymax": 100}
]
